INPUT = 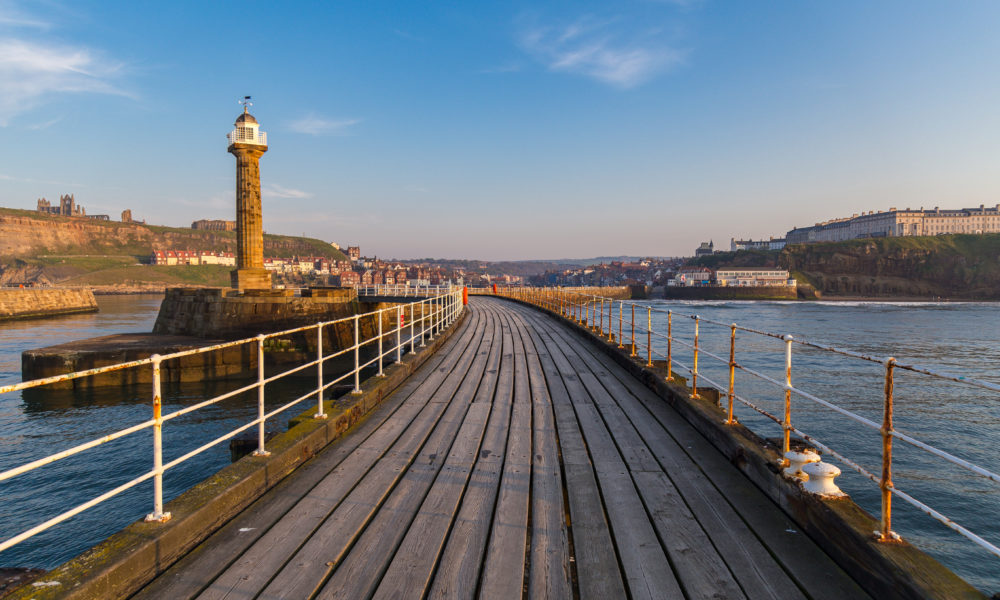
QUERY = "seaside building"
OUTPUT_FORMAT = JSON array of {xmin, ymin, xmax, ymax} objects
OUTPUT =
[
  {"xmin": 731, "ymin": 237, "xmax": 786, "ymax": 251},
  {"xmin": 786, "ymin": 205, "xmax": 1000, "ymax": 244},
  {"xmin": 227, "ymin": 101, "xmax": 270, "ymax": 290},
  {"xmin": 348, "ymin": 246, "xmax": 361, "ymax": 261},
  {"xmin": 694, "ymin": 241, "xmax": 714, "ymax": 257},
  {"xmin": 192, "ymin": 219, "xmax": 237, "ymax": 231},
  {"xmin": 715, "ymin": 268, "xmax": 794, "ymax": 287}
]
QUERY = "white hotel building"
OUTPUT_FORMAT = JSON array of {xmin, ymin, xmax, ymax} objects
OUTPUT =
[{"xmin": 785, "ymin": 205, "xmax": 1000, "ymax": 244}]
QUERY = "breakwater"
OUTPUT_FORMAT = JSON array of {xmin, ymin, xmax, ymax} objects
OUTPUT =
[
  {"xmin": 0, "ymin": 288, "xmax": 98, "ymax": 321},
  {"xmin": 663, "ymin": 285, "xmax": 797, "ymax": 301}
]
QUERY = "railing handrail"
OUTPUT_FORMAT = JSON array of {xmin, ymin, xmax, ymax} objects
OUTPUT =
[
  {"xmin": 498, "ymin": 286, "xmax": 1000, "ymax": 564},
  {"xmin": 0, "ymin": 289, "xmax": 465, "ymax": 555}
]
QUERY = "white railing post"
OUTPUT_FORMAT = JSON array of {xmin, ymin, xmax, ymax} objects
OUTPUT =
[
  {"xmin": 420, "ymin": 300, "xmax": 427, "ymax": 347},
  {"xmin": 429, "ymin": 296, "xmax": 437, "ymax": 340},
  {"xmin": 315, "ymin": 324, "xmax": 327, "ymax": 419},
  {"xmin": 254, "ymin": 334, "xmax": 270, "ymax": 456},
  {"xmin": 411, "ymin": 302, "xmax": 417, "ymax": 352},
  {"xmin": 145, "ymin": 354, "xmax": 170, "ymax": 522},
  {"xmin": 396, "ymin": 305, "xmax": 403, "ymax": 363},
  {"xmin": 353, "ymin": 315, "xmax": 362, "ymax": 394},
  {"xmin": 377, "ymin": 309, "xmax": 385, "ymax": 377}
]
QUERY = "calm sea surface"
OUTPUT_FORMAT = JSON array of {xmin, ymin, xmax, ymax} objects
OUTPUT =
[{"xmin": 0, "ymin": 295, "xmax": 997, "ymax": 593}]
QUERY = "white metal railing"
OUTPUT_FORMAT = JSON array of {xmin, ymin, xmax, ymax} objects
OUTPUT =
[
  {"xmin": 227, "ymin": 129, "xmax": 267, "ymax": 146},
  {"xmin": 0, "ymin": 289, "xmax": 464, "ymax": 555},
  {"xmin": 500, "ymin": 287, "xmax": 1000, "ymax": 565},
  {"xmin": 357, "ymin": 284, "xmax": 456, "ymax": 297}
]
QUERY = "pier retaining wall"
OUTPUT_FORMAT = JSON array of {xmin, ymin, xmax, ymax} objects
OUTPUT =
[{"xmin": 0, "ymin": 288, "xmax": 97, "ymax": 321}]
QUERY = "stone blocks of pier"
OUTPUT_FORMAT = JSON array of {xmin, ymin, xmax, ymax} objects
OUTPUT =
[
  {"xmin": 0, "ymin": 288, "xmax": 98, "ymax": 321},
  {"xmin": 153, "ymin": 286, "xmax": 362, "ymax": 340}
]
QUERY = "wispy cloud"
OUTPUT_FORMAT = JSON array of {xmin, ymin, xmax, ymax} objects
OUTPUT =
[
  {"xmin": 263, "ymin": 184, "xmax": 312, "ymax": 199},
  {"xmin": 0, "ymin": 1, "xmax": 51, "ymax": 29},
  {"xmin": 479, "ymin": 63, "xmax": 522, "ymax": 74},
  {"xmin": 25, "ymin": 116, "xmax": 61, "ymax": 130},
  {"xmin": 392, "ymin": 28, "xmax": 424, "ymax": 43},
  {"xmin": 0, "ymin": 4, "xmax": 131, "ymax": 125},
  {"xmin": 517, "ymin": 14, "xmax": 685, "ymax": 88},
  {"xmin": 287, "ymin": 112, "xmax": 361, "ymax": 136}
]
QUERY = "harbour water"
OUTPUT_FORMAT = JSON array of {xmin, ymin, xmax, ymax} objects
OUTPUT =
[{"xmin": 0, "ymin": 295, "xmax": 997, "ymax": 593}]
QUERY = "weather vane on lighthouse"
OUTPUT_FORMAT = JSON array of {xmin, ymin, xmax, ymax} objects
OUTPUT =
[{"xmin": 239, "ymin": 95, "xmax": 253, "ymax": 113}]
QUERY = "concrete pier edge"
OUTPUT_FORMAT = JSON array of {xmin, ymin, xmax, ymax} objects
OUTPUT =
[
  {"xmin": 5, "ymin": 308, "xmax": 468, "ymax": 600},
  {"xmin": 503, "ymin": 294, "xmax": 983, "ymax": 600}
]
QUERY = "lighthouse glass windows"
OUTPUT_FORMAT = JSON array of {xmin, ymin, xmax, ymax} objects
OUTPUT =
[{"xmin": 239, "ymin": 126, "xmax": 255, "ymax": 142}]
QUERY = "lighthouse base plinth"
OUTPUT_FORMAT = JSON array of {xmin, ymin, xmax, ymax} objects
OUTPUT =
[{"xmin": 231, "ymin": 268, "xmax": 272, "ymax": 291}]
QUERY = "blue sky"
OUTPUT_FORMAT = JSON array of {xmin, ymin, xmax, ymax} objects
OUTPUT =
[{"xmin": 1, "ymin": 1, "xmax": 999, "ymax": 260}]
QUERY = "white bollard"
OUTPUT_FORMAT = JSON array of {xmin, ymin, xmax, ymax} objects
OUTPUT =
[
  {"xmin": 783, "ymin": 450, "xmax": 820, "ymax": 480},
  {"xmin": 801, "ymin": 462, "xmax": 846, "ymax": 497}
]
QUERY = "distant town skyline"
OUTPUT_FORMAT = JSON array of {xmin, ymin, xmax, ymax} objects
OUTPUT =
[{"xmin": 2, "ymin": 1, "xmax": 999, "ymax": 261}]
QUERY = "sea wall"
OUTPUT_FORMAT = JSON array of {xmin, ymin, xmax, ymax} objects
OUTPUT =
[
  {"xmin": 153, "ymin": 287, "xmax": 362, "ymax": 339},
  {"xmin": 0, "ymin": 288, "xmax": 98, "ymax": 321},
  {"xmin": 663, "ymin": 285, "xmax": 797, "ymax": 301}
]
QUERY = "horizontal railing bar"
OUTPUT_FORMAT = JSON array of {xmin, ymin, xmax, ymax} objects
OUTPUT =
[
  {"xmin": 0, "ymin": 418, "xmax": 156, "ymax": 482},
  {"xmin": 0, "ymin": 467, "xmax": 156, "ymax": 553},
  {"xmin": 891, "ymin": 486, "xmax": 1000, "ymax": 559},
  {"xmin": 161, "ymin": 380, "xmax": 261, "ymax": 423}
]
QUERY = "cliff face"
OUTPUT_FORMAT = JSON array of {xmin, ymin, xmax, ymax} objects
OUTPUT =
[
  {"xmin": 0, "ymin": 208, "xmax": 347, "ymax": 287},
  {"xmin": 0, "ymin": 209, "xmax": 345, "ymax": 259},
  {"xmin": 780, "ymin": 235, "xmax": 1000, "ymax": 299}
]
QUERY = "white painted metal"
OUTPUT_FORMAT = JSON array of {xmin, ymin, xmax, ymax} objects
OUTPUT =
[{"xmin": 0, "ymin": 290, "xmax": 463, "ymax": 554}]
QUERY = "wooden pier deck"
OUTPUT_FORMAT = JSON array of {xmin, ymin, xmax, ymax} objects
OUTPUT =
[{"xmin": 134, "ymin": 297, "xmax": 871, "ymax": 600}]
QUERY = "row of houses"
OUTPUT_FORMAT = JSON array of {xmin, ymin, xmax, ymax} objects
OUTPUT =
[
  {"xmin": 670, "ymin": 267, "xmax": 795, "ymax": 288},
  {"xmin": 150, "ymin": 250, "xmax": 236, "ymax": 266}
]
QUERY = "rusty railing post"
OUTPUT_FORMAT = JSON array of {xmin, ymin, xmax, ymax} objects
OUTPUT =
[
  {"xmin": 617, "ymin": 301, "xmax": 624, "ymax": 348},
  {"xmin": 782, "ymin": 335, "xmax": 793, "ymax": 460},
  {"xmin": 879, "ymin": 357, "xmax": 899, "ymax": 541},
  {"xmin": 646, "ymin": 306, "xmax": 653, "ymax": 367},
  {"xmin": 726, "ymin": 324, "xmax": 736, "ymax": 424},
  {"xmin": 666, "ymin": 311, "xmax": 673, "ymax": 381},
  {"xmin": 630, "ymin": 304, "xmax": 636, "ymax": 356},
  {"xmin": 690, "ymin": 316, "xmax": 700, "ymax": 399}
]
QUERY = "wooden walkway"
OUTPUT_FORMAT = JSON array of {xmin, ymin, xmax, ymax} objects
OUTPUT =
[{"xmin": 134, "ymin": 297, "xmax": 871, "ymax": 600}]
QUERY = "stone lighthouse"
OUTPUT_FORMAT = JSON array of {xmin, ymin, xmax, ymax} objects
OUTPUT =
[{"xmin": 227, "ymin": 99, "xmax": 271, "ymax": 290}]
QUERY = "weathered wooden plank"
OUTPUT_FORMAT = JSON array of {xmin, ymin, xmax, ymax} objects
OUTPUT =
[
  {"xmin": 510, "ymin": 314, "xmax": 572, "ymax": 600},
  {"xmin": 516, "ymin": 309, "xmax": 749, "ymax": 600},
  {"xmin": 522, "ymin": 303, "xmax": 869, "ymax": 600},
  {"xmin": 318, "ymin": 305, "xmax": 500, "ymax": 599},
  {"xmin": 477, "ymin": 307, "xmax": 533, "ymax": 600},
  {"xmin": 518, "ymin": 306, "xmax": 808, "ymax": 600},
  {"xmin": 318, "ymin": 398, "xmax": 493, "ymax": 599},
  {"xmin": 427, "ymin": 309, "xmax": 516, "ymax": 599},
  {"xmin": 524, "ymin": 308, "xmax": 684, "ymax": 600},
  {"xmin": 197, "ymin": 307, "xmax": 490, "ymax": 600},
  {"xmin": 253, "ymin": 307, "xmax": 496, "ymax": 600},
  {"xmin": 523, "ymin": 318, "xmax": 627, "ymax": 600},
  {"xmin": 369, "ymin": 306, "xmax": 506, "ymax": 600}
]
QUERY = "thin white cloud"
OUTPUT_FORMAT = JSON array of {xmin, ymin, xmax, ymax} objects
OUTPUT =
[
  {"xmin": 25, "ymin": 116, "xmax": 61, "ymax": 130},
  {"xmin": 518, "ymin": 15, "xmax": 684, "ymax": 89},
  {"xmin": 0, "ymin": 8, "xmax": 131, "ymax": 126},
  {"xmin": 479, "ymin": 63, "xmax": 522, "ymax": 74},
  {"xmin": 0, "ymin": 1, "xmax": 51, "ymax": 29},
  {"xmin": 287, "ymin": 113, "xmax": 361, "ymax": 136},
  {"xmin": 262, "ymin": 184, "xmax": 312, "ymax": 199}
]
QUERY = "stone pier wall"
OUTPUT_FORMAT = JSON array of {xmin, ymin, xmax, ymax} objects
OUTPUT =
[{"xmin": 0, "ymin": 288, "xmax": 98, "ymax": 321}]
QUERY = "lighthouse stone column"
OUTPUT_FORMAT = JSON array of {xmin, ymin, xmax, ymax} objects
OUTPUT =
[{"xmin": 227, "ymin": 109, "xmax": 272, "ymax": 291}]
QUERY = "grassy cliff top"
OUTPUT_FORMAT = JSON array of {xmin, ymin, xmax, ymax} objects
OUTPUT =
[{"xmin": 0, "ymin": 206, "xmax": 347, "ymax": 262}]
